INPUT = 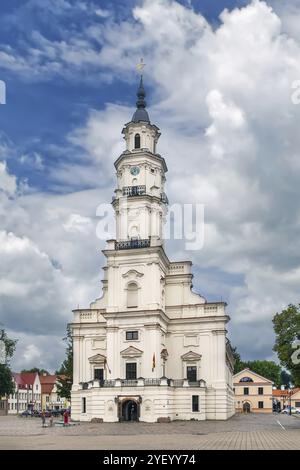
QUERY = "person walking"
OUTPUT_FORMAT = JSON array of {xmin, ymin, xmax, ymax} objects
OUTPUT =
[
  {"xmin": 63, "ymin": 409, "xmax": 69, "ymax": 426},
  {"xmin": 49, "ymin": 413, "xmax": 54, "ymax": 427},
  {"xmin": 41, "ymin": 410, "xmax": 46, "ymax": 427}
]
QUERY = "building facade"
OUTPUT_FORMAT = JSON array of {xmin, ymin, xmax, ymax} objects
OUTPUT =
[
  {"xmin": 8, "ymin": 372, "xmax": 41, "ymax": 414},
  {"xmin": 291, "ymin": 389, "xmax": 300, "ymax": 408},
  {"xmin": 71, "ymin": 78, "xmax": 235, "ymax": 422},
  {"xmin": 272, "ymin": 388, "xmax": 300, "ymax": 411},
  {"xmin": 40, "ymin": 374, "xmax": 69, "ymax": 411},
  {"xmin": 234, "ymin": 369, "xmax": 273, "ymax": 413}
]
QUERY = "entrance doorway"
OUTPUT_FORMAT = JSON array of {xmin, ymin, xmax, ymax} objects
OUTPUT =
[
  {"xmin": 121, "ymin": 400, "xmax": 139, "ymax": 422},
  {"xmin": 243, "ymin": 402, "xmax": 251, "ymax": 413}
]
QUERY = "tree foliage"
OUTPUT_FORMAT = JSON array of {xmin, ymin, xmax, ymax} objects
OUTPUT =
[
  {"xmin": 55, "ymin": 325, "xmax": 73, "ymax": 400},
  {"xmin": 273, "ymin": 304, "xmax": 300, "ymax": 387},
  {"xmin": 0, "ymin": 327, "xmax": 17, "ymax": 396},
  {"xmin": 280, "ymin": 370, "xmax": 292, "ymax": 389},
  {"xmin": 0, "ymin": 364, "xmax": 14, "ymax": 396},
  {"xmin": 21, "ymin": 368, "xmax": 50, "ymax": 375},
  {"xmin": 0, "ymin": 328, "xmax": 17, "ymax": 364}
]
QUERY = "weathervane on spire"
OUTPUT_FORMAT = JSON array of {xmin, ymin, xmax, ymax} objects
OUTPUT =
[{"xmin": 136, "ymin": 58, "xmax": 146, "ymax": 76}]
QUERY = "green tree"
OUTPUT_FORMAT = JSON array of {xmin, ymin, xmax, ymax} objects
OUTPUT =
[
  {"xmin": 273, "ymin": 304, "xmax": 300, "ymax": 386},
  {"xmin": 21, "ymin": 368, "xmax": 50, "ymax": 375},
  {"xmin": 243, "ymin": 360, "xmax": 281, "ymax": 387},
  {"xmin": 280, "ymin": 370, "xmax": 292, "ymax": 389},
  {"xmin": 231, "ymin": 345, "xmax": 245, "ymax": 374},
  {"xmin": 0, "ymin": 327, "xmax": 17, "ymax": 396},
  {"xmin": 55, "ymin": 325, "xmax": 73, "ymax": 400},
  {"xmin": 0, "ymin": 365, "xmax": 15, "ymax": 396},
  {"xmin": 0, "ymin": 328, "xmax": 17, "ymax": 362}
]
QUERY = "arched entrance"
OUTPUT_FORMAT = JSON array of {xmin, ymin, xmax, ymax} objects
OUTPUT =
[
  {"xmin": 243, "ymin": 402, "xmax": 251, "ymax": 413},
  {"xmin": 121, "ymin": 400, "xmax": 139, "ymax": 422}
]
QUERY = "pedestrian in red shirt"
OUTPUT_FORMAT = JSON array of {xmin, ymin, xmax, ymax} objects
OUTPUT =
[{"xmin": 63, "ymin": 410, "xmax": 69, "ymax": 426}]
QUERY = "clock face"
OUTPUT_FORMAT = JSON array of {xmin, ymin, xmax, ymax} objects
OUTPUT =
[{"xmin": 130, "ymin": 166, "xmax": 140, "ymax": 176}]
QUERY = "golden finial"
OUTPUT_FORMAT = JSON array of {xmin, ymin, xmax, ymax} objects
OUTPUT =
[{"xmin": 136, "ymin": 57, "xmax": 146, "ymax": 75}]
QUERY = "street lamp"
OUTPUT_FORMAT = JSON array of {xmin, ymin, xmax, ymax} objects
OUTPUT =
[{"xmin": 289, "ymin": 388, "xmax": 292, "ymax": 416}]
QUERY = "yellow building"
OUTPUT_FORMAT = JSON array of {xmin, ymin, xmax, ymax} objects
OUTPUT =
[
  {"xmin": 233, "ymin": 369, "xmax": 273, "ymax": 413},
  {"xmin": 291, "ymin": 389, "xmax": 300, "ymax": 409},
  {"xmin": 40, "ymin": 375, "xmax": 69, "ymax": 411}
]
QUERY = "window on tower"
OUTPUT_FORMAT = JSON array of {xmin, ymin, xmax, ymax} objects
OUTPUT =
[
  {"xmin": 127, "ymin": 282, "xmax": 138, "ymax": 308},
  {"xmin": 134, "ymin": 133, "xmax": 141, "ymax": 149}
]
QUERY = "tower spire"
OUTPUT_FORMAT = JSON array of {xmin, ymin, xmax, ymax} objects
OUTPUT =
[{"xmin": 132, "ymin": 58, "xmax": 150, "ymax": 123}]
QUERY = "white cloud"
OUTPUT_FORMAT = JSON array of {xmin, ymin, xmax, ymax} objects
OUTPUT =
[
  {"xmin": 0, "ymin": 161, "xmax": 17, "ymax": 195},
  {"xmin": 20, "ymin": 152, "xmax": 44, "ymax": 170}
]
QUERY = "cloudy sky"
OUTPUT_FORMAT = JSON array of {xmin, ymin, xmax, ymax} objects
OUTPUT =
[{"xmin": 1, "ymin": 0, "xmax": 300, "ymax": 372}]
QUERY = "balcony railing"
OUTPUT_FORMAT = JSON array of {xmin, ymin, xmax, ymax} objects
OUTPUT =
[
  {"xmin": 81, "ymin": 378, "xmax": 206, "ymax": 389},
  {"xmin": 100, "ymin": 380, "xmax": 116, "ymax": 387},
  {"xmin": 115, "ymin": 239, "xmax": 150, "ymax": 250},
  {"xmin": 123, "ymin": 185, "xmax": 146, "ymax": 197},
  {"xmin": 172, "ymin": 380, "xmax": 184, "ymax": 387},
  {"xmin": 144, "ymin": 379, "xmax": 161, "ymax": 386},
  {"xmin": 121, "ymin": 380, "xmax": 138, "ymax": 387}
]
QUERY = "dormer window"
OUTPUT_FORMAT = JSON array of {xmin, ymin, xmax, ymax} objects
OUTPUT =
[{"xmin": 134, "ymin": 133, "xmax": 141, "ymax": 149}]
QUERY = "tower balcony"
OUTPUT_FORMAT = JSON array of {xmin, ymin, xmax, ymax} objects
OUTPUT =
[
  {"xmin": 122, "ymin": 185, "xmax": 146, "ymax": 197},
  {"xmin": 115, "ymin": 238, "xmax": 150, "ymax": 250}
]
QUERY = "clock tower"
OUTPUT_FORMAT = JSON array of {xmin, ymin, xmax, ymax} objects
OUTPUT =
[{"xmin": 113, "ymin": 76, "xmax": 168, "ymax": 245}]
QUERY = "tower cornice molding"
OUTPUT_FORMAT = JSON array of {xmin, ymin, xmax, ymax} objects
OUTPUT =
[{"xmin": 114, "ymin": 151, "xmax": 168, "ymax": 173}]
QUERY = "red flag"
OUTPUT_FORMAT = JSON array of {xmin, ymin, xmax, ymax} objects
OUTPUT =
[
  {"xmin": 104, "ymin": 357, "xmax": 111, "ymax": 374},
  {"xmin": 152, "ymin": 353, "xmax": 156, "ymax": 372}
]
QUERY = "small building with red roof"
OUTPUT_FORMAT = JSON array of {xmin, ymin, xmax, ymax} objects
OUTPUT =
[{"xmin": 8, "ymin": 372, "xmax": 41, "ymax": 414}]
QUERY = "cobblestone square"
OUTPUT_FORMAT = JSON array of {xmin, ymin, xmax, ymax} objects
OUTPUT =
[{"xmin": 0, "ymin": 413, "xmax": 300, "ymax": 450}]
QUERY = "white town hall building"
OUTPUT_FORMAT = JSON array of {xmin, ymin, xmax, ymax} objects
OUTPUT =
[{"xmin": 70, "ymin": 77, "xmax": 235, "ymax": 422}]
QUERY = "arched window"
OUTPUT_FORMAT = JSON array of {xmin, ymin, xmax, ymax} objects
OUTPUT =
[
  {"xmin": 239, "ymin": 377, "xmax": 254, "ymax": 383},
  {"xmin": 134, "ymin": 133, "xmax": 141, "ymax": 149},
  {"xmin": 127, "ymin": 282, "xmax": 138, "ymax": 308}
]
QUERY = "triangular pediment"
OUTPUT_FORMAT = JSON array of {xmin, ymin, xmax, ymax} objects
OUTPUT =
[
  {"xmin": 181, "ymin": 351, "xmax": 202, "ymax": 361},
  {"xmin": 120, "ymin": 346, "xmax": 143, "ymax": 358},
  {"xmin": 88, "ymin": 354, "xmax": 106, "ymax": 364}
]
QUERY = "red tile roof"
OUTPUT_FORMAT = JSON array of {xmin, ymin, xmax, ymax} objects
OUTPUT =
[
  {"xmin": 20, "ymin": 372, "xmax": 38, "ymax": 385},
  {"xmin": 272, "ymin": 389, "xmax": 290, "ymax": 397},
  {"xmin": 13, "ymin": 372, "xmax": 38, "ymax": 388},
  {"xmin": 39, "ymin": 375, "xmax": 57, "ymax": 395},
  {"xmin": 272, "ymin": 388, "xmax": 300, "ymax": 397}
]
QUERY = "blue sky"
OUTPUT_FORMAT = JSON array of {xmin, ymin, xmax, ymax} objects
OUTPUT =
[
  {"xmin": 0, "ymin": 0, "xmax": 249, "ymax": 192},
  {"xmin": 1, "ymin": 0, "xmax": 300, "ymax": 372}
]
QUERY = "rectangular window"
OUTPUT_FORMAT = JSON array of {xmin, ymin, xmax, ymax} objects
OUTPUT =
[
  {"xmin": 94, "ymin": 368, "xmax": 104, "ymax": 381},
  {"xmin": 126, "ymin": 362, "xmax": 137, "ymax": 380},
  {"xmin": 295, "ymin": 402, "xmax": 300, "ymax": 407},
  {"xmin": 82, "ymin": 397, "xmax": 86, "ymax": 414},
  {"xmin": 187, "ymin": 366, "xmax": 197, "ymax": 382},
  {"xmin": 244, "ymin": 387, "xmax": 249, "ymax": 395},
  {"xmin": 258, "ymin": 401, "xmax": 264, "ymax": 409},
  {"xmin": 126, "ymin": 331, "xmax": 139, "ymax": 341},
  {"xmin": 258, "ymin": 387, "xmax": 263, "ymax": 395},
  {"xmin": 192, "ymin": 395, "xmax": 199, "ymax": 412}
]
